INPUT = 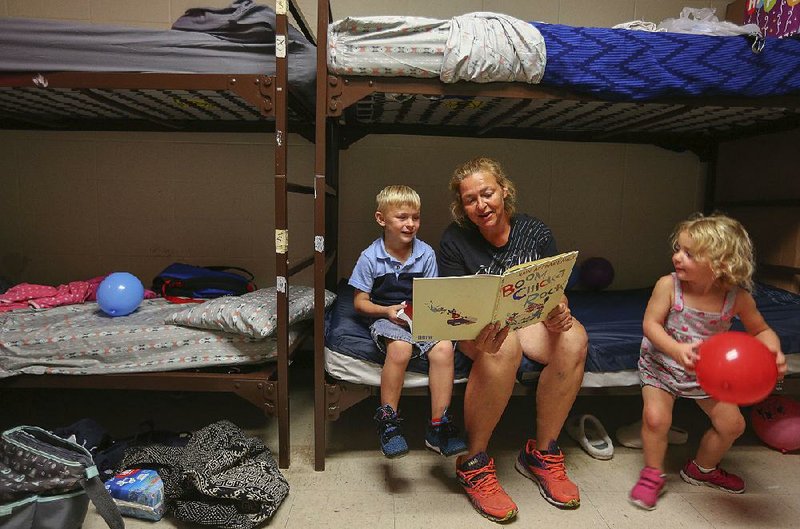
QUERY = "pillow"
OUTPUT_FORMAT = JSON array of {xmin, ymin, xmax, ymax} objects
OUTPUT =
[{"xmin": 166, "ymin": 285, "xmax": 336, "ymax": 338}]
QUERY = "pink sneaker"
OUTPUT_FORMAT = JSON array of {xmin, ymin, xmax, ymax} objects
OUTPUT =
[
  {"xmin": 679, "ymin": 460, "xmax": 744, "ymax": 493},
  {"xmin": 629, "ymin": 466, "xmax": 666, "ymax": 510}
]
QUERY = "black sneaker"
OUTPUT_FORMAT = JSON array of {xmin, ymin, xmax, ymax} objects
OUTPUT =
[
  {"xmin": 425, "ymin": 409, "xmax": 468, "ymax": 457},
  {"xmin": 374, "ymin": 404, "xmax": 409, "ymax": 458}
]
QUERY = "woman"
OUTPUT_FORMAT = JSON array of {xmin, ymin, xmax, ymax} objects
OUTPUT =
[{"xmin": 438, "ymin": 156, "xmax": 588, "ymax": 522}]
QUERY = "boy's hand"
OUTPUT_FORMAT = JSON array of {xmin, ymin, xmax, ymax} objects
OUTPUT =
[{"xmin": 386, "ymin": 303, "xmax": 408, "ymax": 327}]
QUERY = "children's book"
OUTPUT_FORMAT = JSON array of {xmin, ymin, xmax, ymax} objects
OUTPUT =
[{"xmin": 411, "ymin": 251, "xmax": 578, "ymax": 341}]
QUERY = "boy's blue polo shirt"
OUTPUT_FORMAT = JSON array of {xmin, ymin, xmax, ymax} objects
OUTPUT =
[{"xmin": 349, "ymin": 237, "xmax": 437, "ymax": 306}]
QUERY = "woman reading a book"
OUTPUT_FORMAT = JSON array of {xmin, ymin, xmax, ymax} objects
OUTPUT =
[{"xmin": 438, "ymin": 156, "xmax": 588, "ymax": 522}]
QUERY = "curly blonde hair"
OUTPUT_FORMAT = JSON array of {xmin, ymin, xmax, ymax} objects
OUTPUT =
[
  {"xmin": 449, "ymin": 157, "xmax": 517, "ymax": 225},
  {"xmin": 376, "ymin": 185, "xmax": 421, "ymax": 213},
  {"xmin": 671, "ymin": 213, "xmax": 755, "ymax": 291}
]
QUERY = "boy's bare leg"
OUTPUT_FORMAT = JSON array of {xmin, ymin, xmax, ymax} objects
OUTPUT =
[
  {"xmin": 380, "ymin": 340, "xmax": 413, "ymax": 411},
  {"xmin": 427, "ymin": 340, "xmax": 455, "ymax": 419}
]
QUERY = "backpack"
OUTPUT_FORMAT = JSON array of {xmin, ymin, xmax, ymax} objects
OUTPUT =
[
  {"xmin": 151, "ymin": 263, "xmax": 256, "ymax": 303},
  {"xmin": 0, "ymin": 426, "xmax": 125, "ymax": 529}
]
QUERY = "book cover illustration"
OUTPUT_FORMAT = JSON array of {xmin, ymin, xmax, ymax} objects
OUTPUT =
[{"xmin": 412, "ymin": 251, "xmax": 578, "ymax": 341}]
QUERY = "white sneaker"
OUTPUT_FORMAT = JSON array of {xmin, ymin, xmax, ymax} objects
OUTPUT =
[
  {"xmin": 565, "ymin": 414, "xmax": 613, "ymax": 460},
  {"xmin": 616, "ymin": 420, "xmax": 688, "ymax": 449}
]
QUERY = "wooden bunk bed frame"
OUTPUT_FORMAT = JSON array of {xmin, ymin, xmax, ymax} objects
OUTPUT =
[
  {"xmin": 0, "ymin": 2, "xmax": 314, "ymax": 469},
  {"xmin": 311, "ymin": 0, "xmax": 800, "ymax": 471}
]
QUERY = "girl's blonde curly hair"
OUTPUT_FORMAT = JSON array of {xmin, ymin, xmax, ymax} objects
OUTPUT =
[{"xmin": 671, "ymin": 213, "xmax": 755, "ymax": 291}]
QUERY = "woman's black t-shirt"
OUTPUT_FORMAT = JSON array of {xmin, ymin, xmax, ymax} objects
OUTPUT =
[{"xmin": 438, "ymin": 213, "xmax": 557, "ymax": 277}]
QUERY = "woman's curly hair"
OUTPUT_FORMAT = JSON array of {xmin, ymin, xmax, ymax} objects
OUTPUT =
[{"xmin": 449, "ymin": 157, "xmax": 517, "ymax": 225}]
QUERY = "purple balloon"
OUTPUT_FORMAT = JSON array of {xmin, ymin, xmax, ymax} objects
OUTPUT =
[{"xmin": 579, "ymin": 257, "xmax": 614, "ymax": 290}]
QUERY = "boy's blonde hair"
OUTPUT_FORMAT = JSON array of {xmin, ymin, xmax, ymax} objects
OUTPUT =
[
  {"xmin": 671, "ymin": 213, "xmax": 755, "ymax": 291},
  {"xmin": 449, "ymin": 157, "xmax": 517, "ymax": 225},
  {"xmin": 376, "ymin": 185, "xmax": 421, "ymax": 213}
]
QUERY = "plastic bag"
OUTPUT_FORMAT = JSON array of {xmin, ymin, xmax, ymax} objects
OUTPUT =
[{"xmin": 657, "ymin": 7, "xmax": 761, "ymax": 37}]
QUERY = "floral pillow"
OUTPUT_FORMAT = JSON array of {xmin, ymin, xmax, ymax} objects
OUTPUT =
[{"xmin": 165, "ymin": 285, "xmax": 336, "ymax": 338}]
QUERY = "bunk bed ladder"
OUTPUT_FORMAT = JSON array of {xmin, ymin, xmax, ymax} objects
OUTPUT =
[{"xmin": 274, "ymin": 0, "xmax": 291, "ymax": 470}]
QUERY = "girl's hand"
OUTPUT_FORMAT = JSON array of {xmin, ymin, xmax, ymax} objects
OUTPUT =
[
  {"xmin": 674, "ymin": 343, "xmax": 699, "ymax": 370},
  {"xmin": 474, "ymin": 322, "xmax": 510, "ymax": 356},
  {"xmin": 544, "ymin": 303, "xmax": 573, "ymax": 334},
  {"xmin": 386, "ymin": 303, "xmax": 407, "ymax": 326},
  {"xmin": 775, "ymin": 349, "xmax": 787, "ymax": 380}
]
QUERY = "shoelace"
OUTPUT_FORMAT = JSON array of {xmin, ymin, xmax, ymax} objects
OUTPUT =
[
  {"xmin": 704, "ymin": 466, "xmax": 729, "ymax": 480},
  {"xmin": 378, "ymin": 416, "xmax": 404, "ymax": 442},
  {"xmin": 461, "ymin": 461, "xmax": 502, "ymax": 495},
  {"xmin": 536, "ymin": 452, "xmax": 568, "ymax": 480},
  {"xmin": 436, "ymin": 420, "xmax": 459, "ymax": 440}
]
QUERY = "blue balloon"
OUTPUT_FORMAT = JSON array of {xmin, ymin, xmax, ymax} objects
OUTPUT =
[{"xmin": 97, "ymin": 272, "xmax": 145, "ymax": 317}]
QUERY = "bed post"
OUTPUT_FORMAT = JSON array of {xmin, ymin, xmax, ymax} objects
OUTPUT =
[
  {"xmin": 274, "ymin": 0, "xmax": 291, "ymax": 469},
  {"xmin": 703, "ymin": 142, "xmax": 719, "ymax": 214},
  {"xmin": 314, "ymin": 0, "xmax": 333, "ymax": 472}
]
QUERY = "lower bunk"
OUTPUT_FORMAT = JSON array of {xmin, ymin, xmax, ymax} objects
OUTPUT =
[
  {"xmin": 0, "ymin": 295, "xmax": 316, "ymax": 468},
  {"xmin": 317, "ymin": 281, "xmax": 800, "ymax": 469}
]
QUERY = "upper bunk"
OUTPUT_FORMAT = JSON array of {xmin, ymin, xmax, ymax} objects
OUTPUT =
[
  {"xmin": 317, "ymin": 7, "xmax": 800, "ymax": 154},
  {"xmin": 0, "ymin": 0, "xmax": 317, "ymax": 135}
]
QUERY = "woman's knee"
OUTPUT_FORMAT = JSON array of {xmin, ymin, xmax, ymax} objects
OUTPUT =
[
  {"xmin": 473, "ymin": 344, "xmax": 521, "ymax": 378},
  {"xmin": 568, "ymin": 322, "xmax": 589, "ymax": 362},
  {"xmin": 550, "ymin": 323, "xmax": 588, "ymax": 367}
]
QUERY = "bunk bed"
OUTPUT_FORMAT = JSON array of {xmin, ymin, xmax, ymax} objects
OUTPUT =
[
  {"xmin": 311, "ymin": 1, "xmax": 800, "ymax": 470},
  {"xmin": 0, "ymin": 0, "xmax": 316, "ymax": 469}
]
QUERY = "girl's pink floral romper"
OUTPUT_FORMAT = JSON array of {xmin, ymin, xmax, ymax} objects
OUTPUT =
[{"xmin": 638, "ymin": 273, "xmax": 737, "ymax": 399}]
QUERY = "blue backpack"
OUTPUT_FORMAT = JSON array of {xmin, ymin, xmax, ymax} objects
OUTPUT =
[{"xmin": 152, "ymin": 263, "xmax": 257, "ymax": 303}]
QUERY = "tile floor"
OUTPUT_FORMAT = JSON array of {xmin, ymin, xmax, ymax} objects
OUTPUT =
[{"xmin": 3, "ymin": 363, "xmax": 799, "ymax": 528}]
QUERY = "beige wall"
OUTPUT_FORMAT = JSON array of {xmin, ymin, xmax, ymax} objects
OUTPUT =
[
  {"xmin": 339, "ymin": 136, "xmax": 704, "ymax": 290},
  {"xmin": 1, "ymin": 0, "xmax": 735, "ymax": 290},
  {"xmin": 717, "ymin": 129, "xmax": 800, "ymax": 293},
  {"xmin": 0, "ymin": 131, "xmax": 316, "ymax": 289}
]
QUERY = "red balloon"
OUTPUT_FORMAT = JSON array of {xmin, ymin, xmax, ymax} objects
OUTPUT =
[
  {"xmin": 751, "ymin": 396, "xmax": 800, "ymax": 453},
  {"xmin": 695, "ymin": 331, "xmax": 778, "ymax": 405}
]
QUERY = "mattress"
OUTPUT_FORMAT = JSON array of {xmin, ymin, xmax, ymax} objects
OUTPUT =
[
  {"xmin": 519, "ymin": 282, "xmax": 800, "ymax": 385},
  {"xmin": 326, "ymin": 280, "xmax": 800, "ymax": 389},
  {"xmin": 0, "ymin": 299, "xmax": 302, "ymax": 378},
  {"xmin": 324, "ymin": 283, "xmax": 471, "ymax": 387},
  {"xmin": 328, "ymin": 15, "xmax": 800, "ymax": 100},
  {"xmin": 0, "ymin": 3, "xmax": 317, "ymax": 104}
]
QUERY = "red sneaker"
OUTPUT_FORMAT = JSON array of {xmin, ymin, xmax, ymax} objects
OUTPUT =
[
  {"xmin": 515, "ymin": 439, "xmax": 580, "ymax": 508},
  {"xmin": 457, "ymin": 452, "xmax": 518, "ymax": 522},
  {"xmin": 680, "ymin": 459, "xmax": 744, "ymax": 493}
]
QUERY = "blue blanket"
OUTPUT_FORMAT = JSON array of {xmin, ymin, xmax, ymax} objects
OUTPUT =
[
  {"xmin": 519, "ymin": 282, "xmax": 800, "ymax": 378},
  {"xmin": 536, "ymin": 22, "xmax": 800, "ymax": 100},
  {"xmin": 327, "ymin": 281, "xmax": 800, "ymax": 382}
]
